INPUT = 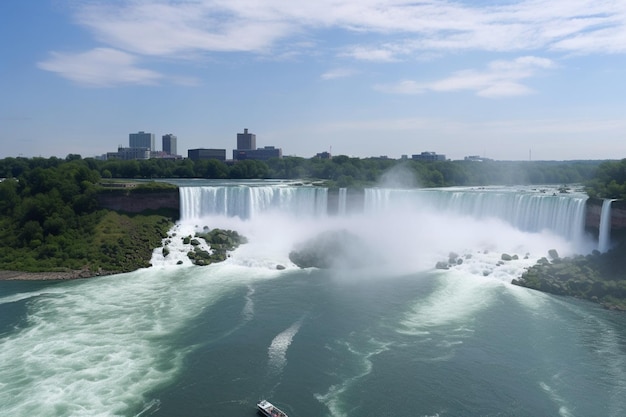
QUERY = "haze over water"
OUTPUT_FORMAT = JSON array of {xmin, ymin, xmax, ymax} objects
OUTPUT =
[{"xmin": 1, "ymin": 181, "xmax": 625, "ymax": 417}]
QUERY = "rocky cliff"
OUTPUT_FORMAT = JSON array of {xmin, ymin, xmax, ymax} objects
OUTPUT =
[
  {"xmin": 585, "ymin": 198, "xmax": 626, "ymax": 239},
  {"xmin": 97, "ymin": 188, "xmax": 180, "ymax": 218}
]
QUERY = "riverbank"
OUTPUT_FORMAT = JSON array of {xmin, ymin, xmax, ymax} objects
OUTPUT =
[
  {"xmin": 0, "ymin": 269, "xmax": 118, "ymax": 281},
  {"xmin": 0, "ymin": 209, "xmax": 175, "ymax": 278},
  {"xmin": 513, "ymin": 246, "xmax": 626, "ymax": 311}
]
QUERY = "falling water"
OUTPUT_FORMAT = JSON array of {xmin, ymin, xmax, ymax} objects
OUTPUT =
[
  {"xmin": 179, "ymin": 185, "xmax": 328, "ymax": 220},
  {"xmin": 338, "ymin": 188, "xmax": 347, "ymax": 216},
  {"xmin": 364, "ymin": 187, "xmax": 588, "ymax": 244},
  {"xmin": 598, "ymin": 199, "xmax": 615, "ymax": 252}
]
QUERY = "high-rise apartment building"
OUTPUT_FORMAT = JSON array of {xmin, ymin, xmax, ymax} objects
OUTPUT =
[
  {"xmin": 236, "ymin": 128, "xmax": 256, "ymax": 150},
  {"xmin": 129, "ymin": 131, "xmax": 155, "ymax": 151},
  {"xmin": 162, "ymin": 134, "xmax": 177, "ymax": 155}
]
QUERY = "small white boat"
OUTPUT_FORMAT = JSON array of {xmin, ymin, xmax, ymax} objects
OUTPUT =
[{"xmin": 257, "ymin": 399, "xmax": 289, "ymax": 417}]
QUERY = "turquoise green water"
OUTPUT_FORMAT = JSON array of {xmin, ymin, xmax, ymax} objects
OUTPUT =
[{"xmin": 1, "ymin": 264, "xmax": 625, "ymax": 416}]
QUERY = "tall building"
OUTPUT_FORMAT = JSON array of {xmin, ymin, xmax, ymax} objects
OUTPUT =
[
  {"xmin": 236, "ymin": 128, "xmax": 256, "ymax": 150},
  {"xmin": 129, "ymin": 131, "xmax": 155, "ymax": 151},
  {"xmin": 162, "ymin": 134, "xmax": 177, "ymax": 155}
]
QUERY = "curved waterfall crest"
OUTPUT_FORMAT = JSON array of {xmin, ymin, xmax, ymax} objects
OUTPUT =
[
  {"xmin": 179, "ymin": 184, "xmax": 589, "ymax": 245},
  {"xmin": 363, "ymin": 187, "xmax": 588, "ymax": 243},
  {"xmin": 180, "ymin": 185, "xmax": 328, "ymax": 220}
]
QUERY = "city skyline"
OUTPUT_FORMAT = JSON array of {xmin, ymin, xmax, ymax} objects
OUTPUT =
[{"xmin": 2, "ymin": 1, "xmax": 626, "ymax": 161}]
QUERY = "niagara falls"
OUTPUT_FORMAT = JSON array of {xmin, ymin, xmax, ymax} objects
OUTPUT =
[{"xmin": 1, "ymin": 180, "xmax": 625, "ymax": 417}]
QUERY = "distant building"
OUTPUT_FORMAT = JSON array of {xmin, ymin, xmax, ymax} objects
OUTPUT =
[
  {"xmin": 236, "ymin": 128, "xmax": 256, "ymax": 150},
  {"xmin": 129, "ymin": 131, "xmax": 155, "ymax": 151},
  {"xmin": 412, "ymin": 152, "xmax": 446, "ymax": 162},
  {"xmin": 233, "ymin": 146, "xmax": 282, "ymax": 161},
  {"xmin": 188, "ymin": 148, "xmax": 226, "ymax": 161},
  {"xmin": 162, "ymin": 134, "xmax": 177, "ymax": 155},
  {"xmin": 232, "ymin": 128, "xmax": 282, "ymax": 161},
  {"xmin": 107, "ymin": 147, "xmax": 150, "ymax": 160},
  {"xmin": 464, "ymin": 155, "xmax": 492, "ymax": 162},
  {"xmin": 315, "ymin": 151, "xmax": 331, "ymax": 159}
]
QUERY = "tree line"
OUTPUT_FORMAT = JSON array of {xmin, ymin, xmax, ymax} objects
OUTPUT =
[
  {"xmin": 584, "ymin": 158, "xmax": 626, "ymax": 199},
  {"xmin": 0, "ymin": 155, "xmax": 603, "ymax": 189},
  {"xmin": 0, "ymin": 156, "xmax": 171, "ymax": 272}
]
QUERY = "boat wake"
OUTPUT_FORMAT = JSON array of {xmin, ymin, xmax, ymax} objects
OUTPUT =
[
  {"xmin": 315, "ymin": 336, "xmax": 390, "ymax": 417},
  {"xmin": 268, "ymin": 318, "xmax": 304, "ymax": 376},
  {"xmin": 133, "ymin": 398, "xmax": 161, "ymax": 417}
]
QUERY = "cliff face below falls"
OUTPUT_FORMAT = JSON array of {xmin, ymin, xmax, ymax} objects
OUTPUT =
[
  {"xmin": 97, "ymin": 188, "xmax": 180, "ymax": 218},
  {"xmin": 585, "ymin": 198, "xmax": 626, "ymax": 239}
]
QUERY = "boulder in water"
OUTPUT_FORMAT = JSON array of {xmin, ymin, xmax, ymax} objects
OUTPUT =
[
  {"xmin": 435, "ymin": 261, "xmax": 449, "ymax": 270},
  {"xmin": 289, "ymin": 229, "xmax": 375, "ymax": 269}
]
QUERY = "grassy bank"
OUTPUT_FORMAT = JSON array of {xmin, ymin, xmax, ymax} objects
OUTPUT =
[{"xmin": 0, "ymin": 209, "xmax": 174, "ymax": 275}]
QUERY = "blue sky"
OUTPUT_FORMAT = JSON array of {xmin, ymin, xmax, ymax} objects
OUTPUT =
[{"xmin": 2, "ymin": 0, "xmax": 626, "ymax": 161}]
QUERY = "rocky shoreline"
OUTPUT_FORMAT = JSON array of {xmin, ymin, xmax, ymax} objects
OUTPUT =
[
  {"xmin": 512, "ymin": 247, "xmax": 626, "ymax": 311},
  {"xmin": 0, "ymin": 269, "xmax": 118, "ymax": 281}
]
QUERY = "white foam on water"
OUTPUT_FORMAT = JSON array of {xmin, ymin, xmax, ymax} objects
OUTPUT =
[
  {"xmin": 398, "ymin": 270, "xmax": 499, "ymax": 335},
  {"xmin": 0, "ymin": 289, "xmax": 65, "ymax": 306},
  {"xmin": 242, "ymin": 285, "xmax": 255, "ymax": 322},
  {"xmin": 539, "ymin": 381, "xmax": 574, "ymax": 417},
  {"xmin": 315, "ymin": 337, "xmax": 390, "ymax": 417},
  {"xmin": 268, "ymin": 318, "xmax": 303, "ymax": 376},
  {"xmin": 0, "ymin": 262, "xmax": 267, "ymax": 417},
  {"xmin": 150, "ymin": 222, "xmax": 212, "ymax": 267}
]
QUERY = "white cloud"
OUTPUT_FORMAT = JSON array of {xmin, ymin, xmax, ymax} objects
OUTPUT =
[
  {"xmin": 374, "ymin": 80, "xmax": 425, "ymax": 95},
  {"xmin": 376, "ymin": 56, "xmax": 556, "ymax": 98},
  {"xmin": 38, "ymin": 48, "xmax": 162, "ymax": 87},
  {"xmin": 75, "ymin": 1, "xmax": 296, "ymax": 56},
  {"xmin": 342, "ymin": 46, "xmax": 398, "ymax": 62},
  {"xmin": 40, "ymin": 1, "xmax": 626, "ymax": 86},
  {"xmin": 321, "ymin": 68, "xmax": 356, "ymax": 80},
  {"xmin": 70, "ymin": 0, "xmax": 626, "ymax": 57}
]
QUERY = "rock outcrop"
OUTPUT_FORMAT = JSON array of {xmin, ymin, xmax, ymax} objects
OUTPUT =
[
  {"xmin": 289, "ymin": 229, "xmax": 375, "ymax": 269},
  {"xmin": 184, "ymin": 228, "xmax": 247, "ymax": 266},
  {"xmin": 512, "ymin": 246, "xmax": 626, "ymax": 311}
]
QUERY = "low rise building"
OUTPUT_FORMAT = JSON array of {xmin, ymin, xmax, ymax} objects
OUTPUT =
[
  {"xmin": 188, "ymin": 148, "xmax": 226, "ymax": 161},
  {"xmin": 107, "ymin": 147, "xmax": 150, "ymax": 160},
  {"xmin": 233, "ymin": 146, "xmax": 282, "ymax": 161},
  {"xmin": 412, "ymin": 152, "xmax": 446, "ymax": 162}
]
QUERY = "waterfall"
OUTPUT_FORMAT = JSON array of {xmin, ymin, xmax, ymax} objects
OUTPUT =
[
  {"xmin": 598, "ymin": 199, "xmax": 614, "ymax": 252},
  {"xmin": 180, "ymin": 185, "xmax": 328, "ymax": 220},
  {"xmin": 338, "ymin": 188, "xmax": 347, "ymax": 216},
  {"xmin": 364, "ymin": 187, "xmax": 588, "ymax": 243},
  {"xmin": 179, "ymin": 184, "xmax": 589, "ymax": 245}
]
